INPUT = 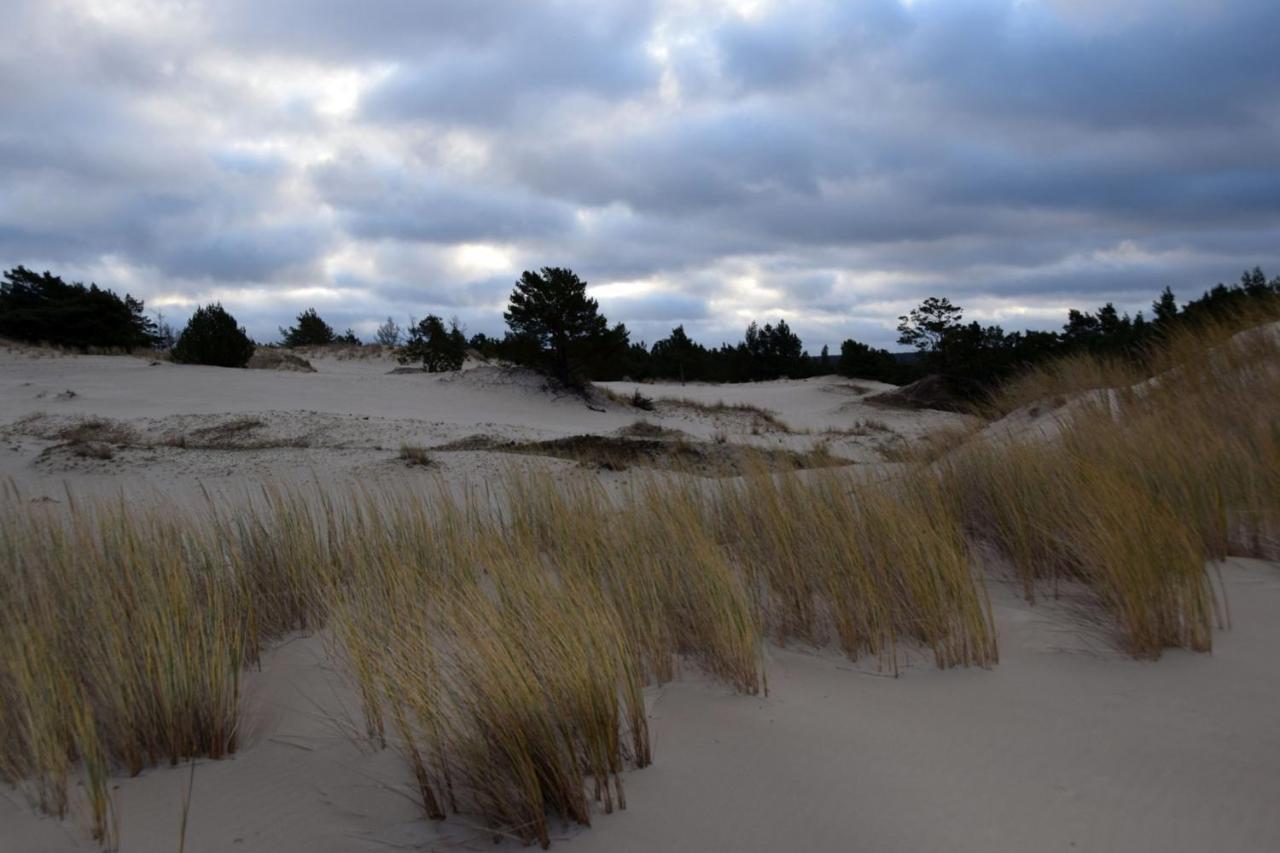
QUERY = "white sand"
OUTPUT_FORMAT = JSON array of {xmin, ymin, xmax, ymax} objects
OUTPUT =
[
  {"xmin": 0, "ymin": 349, "xmax": 958, "ymax": 504},
  {"xmin": 6, "ymin": 561, "xmax": 1277, "ymax": 853},
  {"xmin": 2, "ymin": 348, "xmax": 1278, "ymax": 852}
]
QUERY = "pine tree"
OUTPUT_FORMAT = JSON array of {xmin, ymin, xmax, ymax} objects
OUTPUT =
[
  {"xmin": 1152, "ymin": 287, "xmax": 1179, "ymax": 324},
  {"xmin": 0, "ymin": 266, "xmax": 158, "ymax": 350},
  {"xmin": 171, "ymin": 304, "xmax": 255, "ymax": 367},
  {"xmin": 399, "ymin": 315, "xmax": 467, "ymax": 372},
  {"xmin": 503, "ymin": 267, "xmax": 616, "ymax": 385},
  {"xmin": 897, "ymin": 297, "xmax": 963, "ymax": 354},
  {"xmin": 280, "ymin": 308, "xmax": 336, "ymax": 347}
]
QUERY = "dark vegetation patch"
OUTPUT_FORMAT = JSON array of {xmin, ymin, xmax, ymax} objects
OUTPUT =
[
  {"xmin": 170, "ymin": 303, "xmax": 255, "ymax": 368},
  {"xmin": 630, "ymin": 389, "xmax": 655, "ymax": 411},
  {"xmin": 618, "ymin": 419, "xmax": 684, "ymax": 439},
  {"xmin": 20, "ymin": 414, "xmax": 312, "ymax": 455},
  {"xmin": 435, "ymin": 432, "xmax": 845, "ymax": 475},
  {"xmin": 0, "ymin": 266, "xmax": 159, "ymax": 351},
  {"xmin": 160, "ymin": 417, "xmax": 311, "ymax": 450},
  {"xmin": 866, "ymin": 375, "xmax": 971, "ymax": 413},
  {"xmin": 24, "ymin": 417, "xmax": 137, "ymax": 465},
  {"xmin": 831, "ymin": 382, "xmax": 875, "ymax": 395},
  {"xmin": 245, "ymin": 350, "xmax": 316, "ymax": 372},
  {"xmin": 70, "ymin": 442, "xmax": 114, "ymax": 460},
  {"xmin": 56, "ymin": 417, "xmax": 138, "ymax": 446},
  {"xmin": 399, "ymin": 444, "xmax": 435, "ymax": 467},
  {"xmin": 822, "ymin": 418, "xmax": 893, "ymax": 438},
  {"xmin": 656, "ymin": 397, "xmax": 794, "ymax": 433},
  {"xmin": 37, "ymin": 440, "xmax": 117, "ymax": 464}
]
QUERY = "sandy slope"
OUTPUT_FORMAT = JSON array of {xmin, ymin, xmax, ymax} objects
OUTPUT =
[
  {"xmin": 2, "ymin": 348, "xmax": 1278, "ymax": 852},
  {"xmin": 5, "ymin": 560, "xmax": 1278, "ymax": 852},
  {"xmin": 0, "ymin": 349, "xmax": 958, "ymax": 502},
  {"xmin": 568, "ymin": 561, "xmax": 1280, "ymax": 853}
]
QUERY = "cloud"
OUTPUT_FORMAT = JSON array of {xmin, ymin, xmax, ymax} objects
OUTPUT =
[
  {"xmin": 155, "ymin": 223, "xmax": 331, "ymax": 282},
  {"xmin": 1, "ymin": 0, "xmax": 1278, "ymax": 351},
  {"xmin": 312, "ymin": 156, "xmax": 577, "ymax": 244},
  {"xmin": 359, "ymin": 4, "xmax": 658, "ymax": 125}
]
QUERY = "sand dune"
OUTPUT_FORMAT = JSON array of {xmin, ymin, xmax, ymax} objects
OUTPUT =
[
  {"xmin": 5, "ymin": 560, "xmax": 1277, "ymax": 852},
  {"xmin": 0, "ymin": 349, "xmax": 958, "ymax": 503},
  {"xmin": 2, "ymin": 346, "xmax": 1278, "ymax": 852}
]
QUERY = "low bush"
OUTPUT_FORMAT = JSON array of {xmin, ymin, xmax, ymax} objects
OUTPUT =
[
  {"xmin": 398, "ymin": 315, "xmax": 466, "ymax": 372},
  {"xmin": 398, "ymin": 444, "xmax": 434, "ymax": 466},
  {"xmin": 171, "ymin": 304, "xmax": 255, "ymax": 368}
]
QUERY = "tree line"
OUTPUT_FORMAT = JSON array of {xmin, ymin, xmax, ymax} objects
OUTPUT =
[{"xmin": 3, "ymin": 263, "xmax": 1278, "ymax": 399}]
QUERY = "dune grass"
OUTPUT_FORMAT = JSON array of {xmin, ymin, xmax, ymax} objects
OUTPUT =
[
  {"xmin": 941, "ymin": 310, "xmax": 1280, "ymax": 655},
  {"xmin": 2, "ymin": 309, "xmax": 1276, "ymax": 845},
  {"xmin": 398, "ymin": 443, "xmax": 435, "ymax": 466},
  {"xmin": 0, "ymin": 496, "xmax": 250, "ymax": 846},
  {"xmin": 717, "ymin": 467, "xmax": 996, "ymax": 671},
  {"xmin": 0, "ymin": 460, "xmax": 996, "ymax": 845},
  {"xmin": 656, "ymin": 396, "xmax": 794, "ymax": 433},
  {"xmin": 436, "ymin": 431, "xmax": 844, "ymax": 475}
]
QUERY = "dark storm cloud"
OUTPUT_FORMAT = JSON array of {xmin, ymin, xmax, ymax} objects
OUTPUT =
[
  {"xmin": 155, "ymin": 223, "xmax": 331, "ymax": 282},
  {"xmin": 359, "ymin": 5, "xmax": 658, "ymax": 124},
  {"xmin": 508, "ymin": 108, "xmax": 829, "ymax": 214},
  {"xmin": 2, "ymin": 0, "xmax": 1279, "ymax": 349},
  {"xmin": 312, "ymin": 157, "xmax": 576, "ymax": 244},
  {"xmin": 900, "ymin": 0, "xmax": 1280, "ymax": 130}
]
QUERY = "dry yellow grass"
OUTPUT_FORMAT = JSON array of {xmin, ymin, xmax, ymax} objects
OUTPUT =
[
  {"xmin": 944, "ymin": 309, "xmax": 1280, "ymax": 656},
  {"xmin": 2, "ymin": 309, "xmax": 1275, "ymax": 845},
  {"xmin": 717, "ymin": 467, "xmax": 996, "ymax": 671},
  {"xmin": 0, "ymin": 497, "xmax": 249, "ymax": 847},
  {"xmin": 0, "ymin": 463, "xmax": 995, "ymax": 845}
]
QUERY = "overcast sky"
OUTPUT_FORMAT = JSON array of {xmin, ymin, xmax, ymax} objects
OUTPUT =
[{"xmin": 4, "ymin": 0, "xmax": 1279, "ymax": 350}]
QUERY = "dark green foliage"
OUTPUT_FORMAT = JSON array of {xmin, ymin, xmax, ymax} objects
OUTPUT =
[
  {"xmin": 494, "ymin": 330, "xmax": 541, "ymax": 367},
  {"xmin": 890, "ymin": 268, "xmax": 1280, "ymax": 403},
  {"xmin": 0, "ymin": 266, "xmax": 158, "ymax": 351},
  {"xmin": 743, "ymin": 319, "xmax": 805, "ymax": 379},
  {"xmin": 1152, "ymin": 287, "xmax": 1179, "ymax": 325},
  {"xmin": 279, "ymin": 308, "xmax": 335, "ymax": 347},
  {"xmin": 642, "ymin": 320, "xmax": 810, "ymax": 383},
  {"xmin": 399, "ymin": 315, "xmax": 467, "ymax": 372},
  {"xmin": 336, "ymin": 328, "xmax": 361, "ymax": 345},
  {"xmin": 1180, "ymin": 267, "xmax": 1280, "ymax": 327},
  {"xmin": 503, "ymin": 267, "xmax": 623, "ymax": 385},
  {"xmin": 552, "ymin": 266, "xmax": 1276, "ymax": 394},
  {"xmin": 170, "ymin": 304, "xmax": 255, "ymax": 368},
  {"xmin": 468, "ymin": 332, "xmax": 497, "ymax": 355},
  {"xmin": 897, "ymin": 297, "xmax": 963, "ymax": 354},
  {"xmin": 837, "ymin": 339, "xmax": 902, "ymax": 383},
  {"xmin": 1059, "ymin": 303, "xmax": 1148, "ymax": 357},
  {"xmin": 630, "ymin": 389, "xmax": 655, "ymax": 411},
  {"xmin": 649, "ymin": 325, "xmax": 702, "ymax": 383}
]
